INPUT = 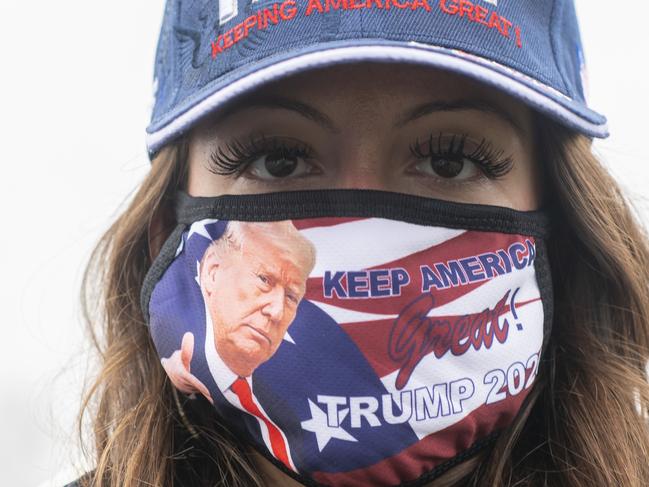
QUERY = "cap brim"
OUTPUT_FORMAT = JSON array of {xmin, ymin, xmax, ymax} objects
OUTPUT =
[{"xmin": 146, "ymin": 40, "xmax": 608, "ymax": 155}]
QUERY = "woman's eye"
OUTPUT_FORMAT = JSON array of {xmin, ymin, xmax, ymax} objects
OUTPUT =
[
  {"xmin": 208, "ymin": 135, "xmax": 318, "ymax": 180},
  {"xmin": 409, "ymin": 134, "xmax": 513, "ymax": 182},
  {"xmin": 248, "ymin": 153, "xmax": 311, "ymax": 180},
  {"xmin": 414, "ymin": 156, "xmax": 480, "ymax": 180}
]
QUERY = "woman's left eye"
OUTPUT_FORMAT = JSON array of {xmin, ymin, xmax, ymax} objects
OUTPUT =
[{"xmin": 409, "ymin": 133, "xmax": 513, "ymax": 182}]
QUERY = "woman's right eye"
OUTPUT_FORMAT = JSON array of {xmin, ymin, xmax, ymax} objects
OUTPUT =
[
  {"xmin": 247, "ymin": 152, "xmax": 312, "ymax": 180},
  {"xmin": 208, "ymin": 135, "xmax": 318, "ymax": 180}
]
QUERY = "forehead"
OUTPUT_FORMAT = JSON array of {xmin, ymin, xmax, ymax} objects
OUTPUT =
[
  {"xmin": 225, "ymin": 62, "xmax": 528, "ymax": 120},
  {"xmin": 266, "ymin": 63, "xmax": 490, "ymax": 95}
]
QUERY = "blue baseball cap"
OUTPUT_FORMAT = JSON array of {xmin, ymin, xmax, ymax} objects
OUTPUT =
[{"xmin": 146, "ymin": 0, "xmax": 607, "ymax": 156}]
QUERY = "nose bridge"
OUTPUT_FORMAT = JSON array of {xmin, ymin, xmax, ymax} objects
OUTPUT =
[
  {"xmin": 262, "ymin": 284, "xmax": 285, "ymax": 322},
  {"xmin": 334, "ymin": 130, "xmax": 392, "ymax": 191},
  {"xmin": 333, "ymin": 86, "xmax": 400, "ymax": 190},
  {"xmin": 335, "ymin": 163, "xmax": 386, "ymax": 190}
]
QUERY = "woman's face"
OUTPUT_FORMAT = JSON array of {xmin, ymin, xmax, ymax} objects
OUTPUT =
[
  {"xmin": 185, "ymin": 63, "xmax": 542, "ymax": 485},
  {"xmin": 187, "ymin": 63, "xmax": 541, "ymax": 211}
]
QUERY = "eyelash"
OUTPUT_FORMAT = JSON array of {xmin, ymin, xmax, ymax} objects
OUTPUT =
[
  {"xmin": 409, "ymin": 133, "xmax": 513, "ymax": 179},
  {"xmin": 207, "ymin": 132, "xmax": 513, "ymax": 179},
  {"xmin": 208, "ymin": 134, "xmax": 313, "ymax": 177}
]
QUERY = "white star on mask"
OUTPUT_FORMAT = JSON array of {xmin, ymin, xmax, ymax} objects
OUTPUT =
[
  {"xmin": 187, "ymin": 219, "xmax": 219, "ymax": 241},
  {"xmin": 301, "ymin": 399, "xmax": 357, "ymax": 452}
]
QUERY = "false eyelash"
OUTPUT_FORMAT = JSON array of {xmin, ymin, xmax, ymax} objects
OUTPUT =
[
  {"xmin": 409, "ymin": 133, "xmax": 514, "ymax": 179},
  {"xmin": 208, "ymin": 134, "xmax": 314, "ymax": 176}
]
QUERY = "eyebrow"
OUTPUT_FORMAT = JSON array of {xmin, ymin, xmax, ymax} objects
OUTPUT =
[
  {"xmin": 219, "ymin": 95, "xmax": 340, "ymax": 133},
  {"xmin": 395, "ymin": 99, "xmax": 525, "ymax": 136},
  {"xmin": 218, "ymin": 95, "xmax": 524, "ymax": 136}
]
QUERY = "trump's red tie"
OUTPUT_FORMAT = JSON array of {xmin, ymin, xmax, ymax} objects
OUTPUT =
[{"xmin": 231, "ymin": 377, "xmax": 291, "ymax": 468}]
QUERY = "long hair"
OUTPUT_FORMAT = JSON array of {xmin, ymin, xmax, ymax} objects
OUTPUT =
[{"xmin": 76, "ymin": 118, "xmax": 649, "ymax": 486}]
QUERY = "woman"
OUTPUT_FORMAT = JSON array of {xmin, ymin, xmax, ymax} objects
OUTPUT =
[{"xmin": 72, "ymin": 0, "xmax": 649, "ymax": 486}]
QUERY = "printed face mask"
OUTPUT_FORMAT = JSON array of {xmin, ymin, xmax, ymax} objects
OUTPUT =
[{"xmin": 142, "ymin": 189, "xmax": 552, "ymax": 487}]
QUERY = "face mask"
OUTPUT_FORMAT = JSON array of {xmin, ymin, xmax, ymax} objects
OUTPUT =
[{"xmin": 142, "ymin": 189, "xmax": 552, "ymax": 487}]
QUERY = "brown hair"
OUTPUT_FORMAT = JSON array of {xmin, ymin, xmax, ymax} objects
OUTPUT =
[{"xmin": 76, "ymin": 118, "xmax": 649, "ymax": 486}]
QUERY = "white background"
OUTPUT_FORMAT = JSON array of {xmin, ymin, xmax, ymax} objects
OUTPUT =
[{"xmin": 0, "ymin": 1, "xmax": 647, "ymax": 486}]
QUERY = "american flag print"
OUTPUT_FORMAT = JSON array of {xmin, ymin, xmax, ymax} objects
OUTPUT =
[{"xmin": 149, "ymin": 216, "xmax": 546, "ymax": 487}]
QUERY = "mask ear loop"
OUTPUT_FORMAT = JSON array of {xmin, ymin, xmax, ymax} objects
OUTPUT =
[
  {"xmin": 148, "ymin": 201, "xmax": 176, "ymax": 262},
  {"xmin": 154, "ymin": 214, "xmax": 199, "ymax": 440},
  {"xmin": 171, "ymin": 385, "xmax": 200, "ymax": 440}
]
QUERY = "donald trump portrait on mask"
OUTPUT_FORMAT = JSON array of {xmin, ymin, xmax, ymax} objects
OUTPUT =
[{"xmin": 161, "ymin": 220, "xmax": 316, "ymax": 404}]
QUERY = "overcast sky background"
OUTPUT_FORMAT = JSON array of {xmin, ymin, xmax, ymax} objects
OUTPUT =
[{"xmin": 0, "ymin": 1, "xmax": 647, "ymax": 486}]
